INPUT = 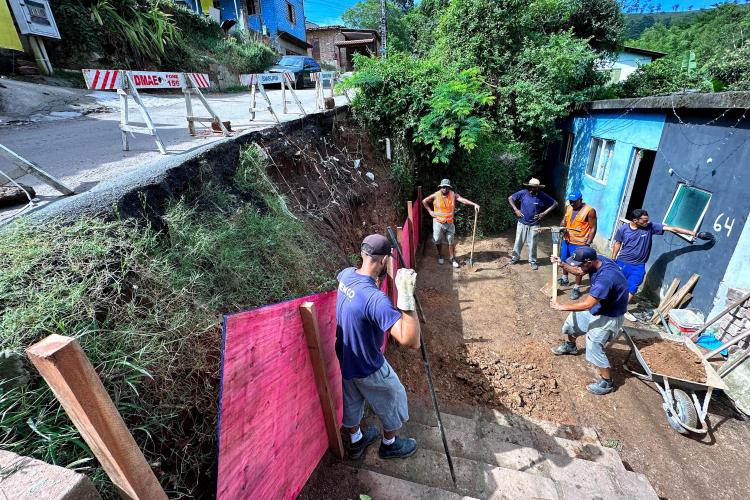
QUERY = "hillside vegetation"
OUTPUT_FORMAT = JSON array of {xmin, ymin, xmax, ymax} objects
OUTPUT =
[
  {"xmin": 48, "ymin": 0, "xmax": 277, "ymax": 75},
  {"xmin": 623, "ymin": 9, "xmax": 703, "ymax": 39}
]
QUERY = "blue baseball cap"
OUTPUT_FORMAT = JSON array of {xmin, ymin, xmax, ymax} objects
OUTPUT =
[
  {"xmin": 566, "ymin": 246, "xmax": 597, "ymax": 266},
  {"xmin": 567, "ymin": 191, "xmax": 583, "ymax": 201}
]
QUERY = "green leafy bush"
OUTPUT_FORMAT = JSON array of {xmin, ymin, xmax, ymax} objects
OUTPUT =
[{"xmin": 620, "ymin": 57, "xmax": 712, "ymax": 97}]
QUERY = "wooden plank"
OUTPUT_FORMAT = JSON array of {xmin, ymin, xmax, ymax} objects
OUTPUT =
[
  {"xmin": 299, "ymin": 302, "xmax": 345, "ymax": 460},
  {"xmin": 651, "ymin": 274, "xmax": 699, "ymax": 323},
  {"xmin": 26, "ymin": 335, "xmax": 166, "ymax": 500},
  {"xmin": 659, "ymin": 278, "xmax": 681, "ymax": 310}
]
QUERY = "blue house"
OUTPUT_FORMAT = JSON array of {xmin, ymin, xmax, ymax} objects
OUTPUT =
[
  {"xmin": 547, "ymin": 92, "xmax": 750, "ymax": 319},
  {"xmin": 217, "ymin": 0, "xmax": 310, "ymax": 55}
]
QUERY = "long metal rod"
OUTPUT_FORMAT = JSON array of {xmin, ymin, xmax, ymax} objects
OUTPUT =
[
  {"xmin": 689, "ymin": 291, "xmax": 750, "ymax": 341},
  {"xmin": 705, "ymin": 330, "xmax": 750, "ymax": 361},
  {"xmin": 386, "ymin": 226, "xmax": 456, "ymax": 485}
]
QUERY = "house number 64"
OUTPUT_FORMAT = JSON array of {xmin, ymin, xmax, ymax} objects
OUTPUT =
[{"xmin": 713, "ymin": 213, "xmax": 735, "ymax": 238}]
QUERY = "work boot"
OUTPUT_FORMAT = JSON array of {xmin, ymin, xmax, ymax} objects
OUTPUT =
[
  {"xmin": 552, "ymin": 342, "xmax": 578, "ymax": 356},
  {"xmin": 530, "ymin": 262, "xmax": 539, "ymax": 271},
  {"xmin": 557, "ymin": 276, "xmax": 569, "ymax": 286},
  {"xmin": 438, "ymin": 256, "xmax": 445, "ymax": 265},
  {"xmin": 451, "ymin": 259, "xmax": 459, "ymax": 269},
  {"xmin": 570, "ymin": 287, "xmax": 581, "ymax": 300},
  {"xmin": 348, "ymin": 425, "xmax": 380, "ymax": 460},
  {"xmin": 587, "ymin": 378, "xmax": 614, "ymax": 395},
  {"xmin": 510, "ymin": 257, "xmax": 519, "ymax": 265},
  {"xmin": 379, "ymin": 436, "xmax": 417, "ymax": 459}
]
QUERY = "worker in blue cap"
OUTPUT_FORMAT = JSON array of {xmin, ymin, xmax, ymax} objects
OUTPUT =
[{"xmin": 558, "ymin": 191, "xmax": 597, "ymax": 300}]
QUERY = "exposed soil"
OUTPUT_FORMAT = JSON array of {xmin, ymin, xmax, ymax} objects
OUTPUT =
[
  {"xmin": 382, "ymin": 221, "xmax": 750, "ymax": 500},
  {"xmin": 633, "ymin": 339, "xmax": 707, "ymax": 383}
]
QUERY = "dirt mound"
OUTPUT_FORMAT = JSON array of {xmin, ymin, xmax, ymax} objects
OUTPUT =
[{"xmin": 633, "ymin": 340, "xmax": 707, "ymax": 383}]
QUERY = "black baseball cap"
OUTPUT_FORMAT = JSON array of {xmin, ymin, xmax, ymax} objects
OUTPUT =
[
  {"xmin": 362, "ymin": 234, "xmax": 392, "ymax": 256},
  {"xmin": 566, "ymin": 246, "xmax": 597, "ymax": 266}
]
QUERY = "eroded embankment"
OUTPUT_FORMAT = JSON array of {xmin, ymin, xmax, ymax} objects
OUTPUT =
[{"xmin": 0, "ymin": 108, "xmax": 400, "ymax": 497}]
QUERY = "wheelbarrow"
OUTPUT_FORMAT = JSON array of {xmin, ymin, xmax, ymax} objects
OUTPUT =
[{"xmin": 621, "ymin": 327, "xmax": 728, "ymax": 435}]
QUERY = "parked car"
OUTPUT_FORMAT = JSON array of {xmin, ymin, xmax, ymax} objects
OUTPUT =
[{"xmin": 267, "ymin": 56, "xmax": 321, "ymax": 89}]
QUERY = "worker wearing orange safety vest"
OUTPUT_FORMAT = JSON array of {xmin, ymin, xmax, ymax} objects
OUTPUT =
[
  {"xmin": 422, "ymin": 179, "xmax": 480, "ymax": 269},
  {"xmin": 558, "ymin": 191, "xmax": 597, "ymax": 300}
]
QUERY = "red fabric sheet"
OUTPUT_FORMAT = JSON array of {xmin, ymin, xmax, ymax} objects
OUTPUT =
[{"xmin": 217, "ymin": 291, "xmax": 342, "ymax": 499}]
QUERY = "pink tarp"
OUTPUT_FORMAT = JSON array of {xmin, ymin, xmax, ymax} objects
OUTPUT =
[{"xmin": 217, "ymin": 291, "xmax": 342, "ymax": 499}]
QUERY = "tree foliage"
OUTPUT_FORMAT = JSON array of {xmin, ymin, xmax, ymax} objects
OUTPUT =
[
  {"xmin": 341, "ymin": 0, "xmax": 411, "ymax": 53},
  {"xmin": 619, "ymin": 57, "xmax": 712, "ymax": 97}
]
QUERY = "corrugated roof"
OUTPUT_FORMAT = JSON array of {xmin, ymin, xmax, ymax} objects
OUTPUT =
[{"xmin": 335, "ymin": 38, "xmax": 376, "ymax": 47}]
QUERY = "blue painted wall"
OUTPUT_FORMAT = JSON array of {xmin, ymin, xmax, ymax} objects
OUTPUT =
[
  {"xmin": 218, "ymin": 0, "xmax": 305, "ymax": 42},
  {"xmin": 640, "ymin": 112, "xmax": 750, "ymax": 315},
  {"xmin": 557, "ymin": 111, "xmax": 667, "ymax": 247}
]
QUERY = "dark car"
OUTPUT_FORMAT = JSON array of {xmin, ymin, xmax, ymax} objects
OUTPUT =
[{"xmin": 267, "ymin": 56, "xmax": 321, "ymax": 89}]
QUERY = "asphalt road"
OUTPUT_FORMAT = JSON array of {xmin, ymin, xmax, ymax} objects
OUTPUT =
[{"xmin": 0, "ymin": 86, "xmax": 349, "ymax": 221}]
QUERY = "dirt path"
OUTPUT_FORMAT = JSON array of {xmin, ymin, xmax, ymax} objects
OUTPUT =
[{"xmin": 387, "ymin": 225, "xmax": 750, "ymax": 500}]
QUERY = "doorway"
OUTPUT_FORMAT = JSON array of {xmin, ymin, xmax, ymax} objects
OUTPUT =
[{"xmin": 611, "ymin": 148, "xmax": 656, "ymax": 242}]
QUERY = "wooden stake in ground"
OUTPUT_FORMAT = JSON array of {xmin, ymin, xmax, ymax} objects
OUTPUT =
[
  {"xmin": 26, "ymin": 335, "xmax": 167, "ymax": 500},
  {"xmin": 650, "ymin": 274, "xmax": 699, "ymax": 324},
  {"xmin": 468, "ymin": 208, "xmax": 479, "ymax": 270},
  {"xmin": 550, "ymin": 227, "xmax": 561, "ymax": 300},
  {"xmin": 299, "ymin": 302, "xmax": 345, "ymax": 460}
]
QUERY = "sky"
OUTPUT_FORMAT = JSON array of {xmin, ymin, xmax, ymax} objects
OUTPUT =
[{"xmin": 303, "ymin": 0, "xmax": 739, "ymax": 26}]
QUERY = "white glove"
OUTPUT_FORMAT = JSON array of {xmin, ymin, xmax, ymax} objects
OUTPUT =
[{"xmin": 396, "ymin": 268, "xmax": 417, "ymax": 311}]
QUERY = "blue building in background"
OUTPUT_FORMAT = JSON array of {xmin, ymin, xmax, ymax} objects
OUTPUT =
[{"xmin": 547, "ymin": 93, "xmax": 750, "ymax": 318}]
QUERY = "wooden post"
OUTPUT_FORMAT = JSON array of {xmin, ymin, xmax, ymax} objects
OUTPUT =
[
  {"xmin": 26, "ymin": 335, "xmax": 167, "ymax": 500},
  {"xmin": 407, "ymin": 201, "xmax": 416, "ymax": 269},
  {"xmin": 299, "ymin": 303, "xmax": 346, "ymax": 460}
]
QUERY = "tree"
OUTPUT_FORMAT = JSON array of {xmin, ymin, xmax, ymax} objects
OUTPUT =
[{"xmin": 342, "ymin": 0, "xmax": 410, "ymax": 53}]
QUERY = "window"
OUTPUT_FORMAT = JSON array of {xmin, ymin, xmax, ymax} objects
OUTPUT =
[
  {"xmin": 286, "ymin": 1, "xmax": 296, "ymax": 24},
  {"xmin": 664, "ymin": 184, "xmax": 712, "ymax": 240},
  {"xmin": 559, "ymin": 131, "xmax": 574, "ymax": 166},
  {"xmin": 245, "ymin": 0, "xmax": 258, "ymax": 15},
  {"xmin": 311, "ymin": 38, "xmax": 320, "ymax": 60},
  {"xmin": 586, "ymin": 137, "xmax": 615, "ymax": 183}
]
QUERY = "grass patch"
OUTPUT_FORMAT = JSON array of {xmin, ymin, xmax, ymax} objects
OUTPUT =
[{"xmin": 0, "ymin": 145, "xmax": 335, "ymax": 497}]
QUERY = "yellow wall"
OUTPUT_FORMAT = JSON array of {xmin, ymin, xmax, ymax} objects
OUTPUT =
[{"xmin": 0, "ymin": 0, "xmax": 22, "ymax": 51}]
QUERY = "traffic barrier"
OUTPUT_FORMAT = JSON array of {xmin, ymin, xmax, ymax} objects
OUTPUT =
[
  {"xmin": 0, "ymin": 144, "xmax": 73, "ymax": 196},
  {"xmin": 311, "ymin": 72, "xmax": 351, "ymax": 109},
  {"xmin": 239, "ymin": 72, "xmax": 306, "ymax": 123},
  {"xmin": 82, "ymin": 70, "xmax": 229, "ymax": 155}
]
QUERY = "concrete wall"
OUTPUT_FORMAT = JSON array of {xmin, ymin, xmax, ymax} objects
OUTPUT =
[
  {"xmin": 640, "ymin": 112, "xmax": 750, "ymax": 314},
  {"xmin": 307, "ymin": 29, "xmax": 343, "ymax": 68},
  {"xmin": 559, "ymin": 111, "xmax": 667, "ymax": 248},
  {"xmin": 599, "ymin": 52, "xmax": 655, "ymax": 82}
]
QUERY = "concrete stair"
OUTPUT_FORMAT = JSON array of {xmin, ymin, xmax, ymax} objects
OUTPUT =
[{"xmin": 352, "ymin": 402, "xmax": 659, "ymax": 500}]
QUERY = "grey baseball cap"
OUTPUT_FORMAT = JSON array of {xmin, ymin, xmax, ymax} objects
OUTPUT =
[{"xmin": 362, "ymin": 234, "xmax": 392, "ymax": 256}]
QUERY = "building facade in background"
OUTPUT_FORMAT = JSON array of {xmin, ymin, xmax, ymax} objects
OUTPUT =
[
  {"xmin": 597, "ymin": 46, "xmax": 665, "ymax": 83},
  {"xmin": 305, "ymin": 24, "xmax": 380, "ymax": 71},
  {"xmin": 547, "ymin": 93, "xmax": 750, "ymax": 318}
]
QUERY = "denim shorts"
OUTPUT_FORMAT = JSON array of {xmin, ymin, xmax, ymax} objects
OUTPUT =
[
  {"xmin": 616, "ymin": 260, "xmax": 646, "ymax": 294},
  {"xmin": 563, "ymin": 310, "xmax": 624, "ymax": 369},
  {"xmin": 342, "ymin": 358, "xmax": 409, "ymax": 432}
]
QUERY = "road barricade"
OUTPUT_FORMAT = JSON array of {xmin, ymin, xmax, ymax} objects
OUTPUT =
[
  {"xmin": 311, "ymin": 72, "xmax": 351, "ymax": 109},
  {"xmin": 82, "ymin": 70, "xmax": 229, "ymax": 155},
  {"xmin": 239, "ymin": 72, "xmax": 306, "ymax": 123}
]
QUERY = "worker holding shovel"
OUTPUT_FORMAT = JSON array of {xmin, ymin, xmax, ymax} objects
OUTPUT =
[
  {"xmin": 559, "ymin": 192, "xmax": 597, "ymax": 300},
  {"xmin": 422, "ymin": 179, "xmax": 480, "ymax": 269},
  {"xmin": 550, "ymin": 247, "xmax": 629, "ymax": 395},
  {"xmin": 336, "ymin": 234, "xmax": 421, "ymax": 460}
]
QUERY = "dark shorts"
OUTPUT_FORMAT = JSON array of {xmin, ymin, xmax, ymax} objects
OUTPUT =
[
  {"xmin": 616, "ymin": 260, "xmax": 646, "ymax": 294},
  {"xmin": 561, "ymin": 241, "xmax": 581, "ymax": 262}
]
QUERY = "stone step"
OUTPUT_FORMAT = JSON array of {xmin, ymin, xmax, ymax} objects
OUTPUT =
[
  {"xmin": 408, "ymin": 403, "xmax": 625, "ymax": 472},
  {"xmin": 401, "ymin": 419, "xmax": 655, "ymax": 499},
  {"xmin": 354, "ymin": 468, "xmax": 479, "ymax": 500},
  {"xmin": 361, "ymin": 446, "xmax": 658, "ymax": 500}
]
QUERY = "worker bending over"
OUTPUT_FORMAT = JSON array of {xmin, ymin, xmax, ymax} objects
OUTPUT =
[
  {"xmin": 336, "ymin": 234, "xmax": 421, "ymax": 459},
  {"xmin": 612, "ymin": 209, "xmax": 697, "ymax": 320},
  {"xmin": 550, "ymin": 247, "xmax": 629, "ymax": 395},
  {"xmin": 559, "ymin": 191, "xmax": 597, "ymax": 300},
  {"xmin": 508, "ymin": 178, "xmax": 558, "ymax": 270},
  {"xmin": 422, "ymin": 179, "xmax": 480, "ymax": 268}
]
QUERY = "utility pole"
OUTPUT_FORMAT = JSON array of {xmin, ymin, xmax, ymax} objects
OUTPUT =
[{"xmin": 380, "ymin": 0, "xmax": 387, "ymax": 58}]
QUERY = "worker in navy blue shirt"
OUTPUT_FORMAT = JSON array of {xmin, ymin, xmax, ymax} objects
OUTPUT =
[
  {"xmin": 336, "ymin": 234, "xmax": 421, "ymax": 460},
  {"xmin": 508, "ymin": 178, "xmax": 558, "ymax": 270},
  {"xmin": 612, "ymin": 209, "xmax": 697, "ymax": 320},
  {"xmin": 549, "ymin": 247, "xmax": 629, "ymax": 395}
]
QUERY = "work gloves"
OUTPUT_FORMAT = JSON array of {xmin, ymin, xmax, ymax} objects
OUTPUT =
[
  {"xmin": 696, "ymin": 231, "xmax": 715, "ymax": 242},
  {"xmin": 396, "ymin": 268, "xmax": 417, "ymax": 312}
]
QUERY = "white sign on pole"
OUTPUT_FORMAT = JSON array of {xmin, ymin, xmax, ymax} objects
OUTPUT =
[{"xmin": 7, "ymin": 0, "xmax": 60, "ymax": 39}]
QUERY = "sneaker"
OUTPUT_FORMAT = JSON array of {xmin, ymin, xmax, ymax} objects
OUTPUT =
[
  {"xmin": 438, "ymin": 256, "xmax": 445, "ymax": 265},
  {"xmin": 348, "ymin": 425, "xmax": 380, "ymax": 460},
  {"xmin": 587, "ymin": 378, "xmax": 614, "ymax": 395},
  {"xmin": 552, "ymin": 342, "xmax": 579, "ymax": 356},
  {"xmin": 570, "ymin": 288, "xmax": 581, "ymax": 300},
  {"xmin": 378, "ymin": 436, "xmax": 417, "ymax": 459},
  {"xmin": 624, "ymin": 312, "xmax": 637, "ymax": 322},
  {"xmin": 530, "ymin": 262, "xmax": 539, "ymax": 271},
  {"xmin": 557, "ymin": 277, "xmax": 569, "ymax": 286},
  {"xmin": 510, "ymin": 258, "xmax": 519, "ymax": 265},
  {"xmin": 451, "ymin": 260, "xmax": 459, "ymax": 269}
]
